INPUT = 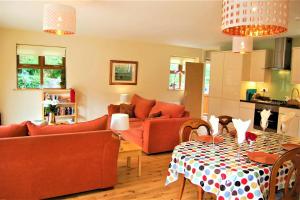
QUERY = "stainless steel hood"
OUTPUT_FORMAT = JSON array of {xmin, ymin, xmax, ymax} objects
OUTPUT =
[{"xmin": 269, "ymin": 37, "xmax": 293, "ymax": 70}]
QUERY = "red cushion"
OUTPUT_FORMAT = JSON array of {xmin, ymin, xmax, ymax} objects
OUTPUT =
[
  {"xmin": 27, "ymin": 115, "xmax": 108, "ymax": 136},
  {"xmin": 131, "ymin": 94, "xmax": 155, "ymax": 119},
  {"xmin": 149, "ymin": 101, "xmax": 185, "ymax": 118},
  {"xmin": 0, "ymin": 121, "xmax": 29, "ymax": 138},
  {"xmin": 108, "ymin": 104, "xmax": 120, "ymax": 116}
]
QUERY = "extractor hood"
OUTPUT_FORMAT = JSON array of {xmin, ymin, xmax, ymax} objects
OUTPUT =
[{"xmin": 269, "ymin": 37, "xmax": 293, "ymax": 70}]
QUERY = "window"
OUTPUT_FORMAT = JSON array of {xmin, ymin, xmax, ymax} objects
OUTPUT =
[
  {"xmin": 168, "ymin": 57, "xmax": 199, "ymax": 90},
  {"xmin": 16, "ymin": 45, "xmax": 66, "ymax": 89},
  {"xmin": 204, "ymin": 62, "xmax": 211, "ymax": 95}
]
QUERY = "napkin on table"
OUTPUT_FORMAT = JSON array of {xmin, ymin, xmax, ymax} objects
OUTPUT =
[
  {"xmin": 209, "ymin": 115, "xmax": 219, "ymax": 136},
  {"xmin": 232, "ymin": 119, "xmax": 251, "ymax": 145},
  {"xmin": 260, "ymin": 109, "xmax": 271, "ymax": 128}
]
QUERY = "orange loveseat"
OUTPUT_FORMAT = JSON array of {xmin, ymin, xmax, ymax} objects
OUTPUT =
[
  {"xmin": 108, "ymin": 94, "xmax": 190, "ymax": 154},
  {"xmin": 0, "ymin": 115, "xmax": 120, "ymax": 200}
]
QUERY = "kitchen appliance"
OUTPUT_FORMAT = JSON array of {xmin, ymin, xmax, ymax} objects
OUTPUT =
[
  {"xmin": 265, "ymin": 37, "xmax": 293, "ymax": 70},
  {"xmin": 246, "ymin": 89, "xmax": 257, "ymax": 101},
  {"xmin": 254, "ymin": 103, "xmax": 279, "ymax": 132}
]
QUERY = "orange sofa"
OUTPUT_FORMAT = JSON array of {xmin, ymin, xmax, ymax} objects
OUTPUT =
[
  {"xmin": 108, "ymin": 94, "xmax": 190, "ymax": 154},
  {"xmin": 0, "ymin": 116, "xmax": 120, "ymax": 200}
]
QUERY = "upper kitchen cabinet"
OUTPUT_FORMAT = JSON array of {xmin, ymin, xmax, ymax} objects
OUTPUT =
[
  {"xmin": 209, "ymin": 52, "xmax": 224, "ymax": 98},
  {"xmin": 222, "ymin": 52, "xmax": 244, "ymax": 100},
  {"xmin": 242, "ymin": 50, "xmax": 272, "ymax": 82},
  {"xmin": 291, "ymin": 47, "xmax": 300, "ymax": 84}
]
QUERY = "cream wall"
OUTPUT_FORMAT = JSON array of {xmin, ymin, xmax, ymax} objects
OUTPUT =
[{"xmin": 0, "ymin": 28, "xmax": 203, "ymax": 124}]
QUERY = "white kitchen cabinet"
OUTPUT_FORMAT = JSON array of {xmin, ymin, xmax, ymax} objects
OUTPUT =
[
  {"xmin": 208, "ymin": 51, "xmax": 246, "ymax": 117},
  {"xmin": 277, "ymin": 107, "xmax": 300, "ymax": 138},
  {"xmin": 291, "ymin": 47, "xmax": 300, "ymax": 84},
  {"xmin": 239, "ymin": 102, "xmax": 255, "ymax": 130},
  {"xmin": 209, "ymin": 52, "xmax": 224, "ymax": 98},
  {"xmin": 221, "ymin": 99, "xmax": 240, "ymax": 118},
  {"xmin": 222, "ymin": 52, "xmax": 244, "ymax": 100},
  {"xmin": 241, "ymin": 50, "xmax": 272, "ymax": 82},
  {"xmin": 208, "ymin": 97, "xmax": 240, "ymax": 118},
  {"xmin": 207, "ymin": 96, "xmax": 222, "ymax": 117}
]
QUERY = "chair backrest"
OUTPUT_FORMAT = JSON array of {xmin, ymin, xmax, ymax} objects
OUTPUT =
[
  {"xmin": 218, "ymin": 115, "xmax": 233, "ymax": 133},
  {"xmin": 269, "ymin": 148, "xmax": 300, "ymax": 200},
  {"xmin": 179, "ymin": 119, "xmax": 211, "ymax": 143}
]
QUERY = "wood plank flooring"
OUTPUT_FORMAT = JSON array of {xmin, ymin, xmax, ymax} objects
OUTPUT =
[{"xmin": 59, "ymin": 153, "xmax": 215, "ymax": 200}]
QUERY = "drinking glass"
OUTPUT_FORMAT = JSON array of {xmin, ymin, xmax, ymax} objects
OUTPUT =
[
  {"xmin": 210, "ymin": 130, "xmax": 219, "ymax": 151},
  {"xmin": 260, "ymin": 120, "xmax": 268, "ymax": 143},
  {"xmin": 279, "ymin": 122, "xmax": 287, "ymax": 151},
  {"xmin": 260, "ymin": 120, "xmax": 268, "ymax": 132}
]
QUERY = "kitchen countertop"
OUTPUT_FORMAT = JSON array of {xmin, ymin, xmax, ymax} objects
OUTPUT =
[{"xmin": 240, "ymin": 99, "xmax": 300, "ymax": 109}]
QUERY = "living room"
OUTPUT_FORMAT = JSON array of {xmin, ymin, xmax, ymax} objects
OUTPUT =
[{"xmin": 1, "ymin": 1, "xmax": 300, "ymax": 200}]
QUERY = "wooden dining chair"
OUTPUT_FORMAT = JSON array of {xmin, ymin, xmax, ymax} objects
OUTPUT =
[
  {"xmin": 178, "ymin": 119, "xmax": 212, "ymax": 200},
  {"xmin": 218, "ymin": 115, "xmax": 233, "ymax": 133},
  {"xmin": 269, "ymin": 148, "xmax": 300, "ymax": 200},
  {"xmin": 179, "ymin": 118, "xmax": 211, "ymax": 143}
]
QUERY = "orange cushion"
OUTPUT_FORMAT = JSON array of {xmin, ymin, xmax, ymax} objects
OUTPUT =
[
  {"xmin": 131, "ymin": 94, "xmax": 155, "ymax": 119},
  {"xmin": 27, "ymin": 115, "xmax": 108, "ymax": 136},
  {"xmin": 0, "ymin": 121, "xmax": 29, "ymax": 138},
  {"xmin": 149, "ymin": 101, "xmax": 185, "ymax": 118}
]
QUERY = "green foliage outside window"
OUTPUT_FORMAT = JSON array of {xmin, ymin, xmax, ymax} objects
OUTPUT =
[
  {"xmin": 17, "ymin": 68, "xmax": 41, "ymax": 88},
  {"xmin": 204, "ymin": 62, "xmax": 211, "ymax": 95},
  {"xmin": 43, "ymin": 69, "xmax": 64, "ymax": 88},
  {"xmin": 45, "ymin": 55, "xmax": 63, "ymax": 66},
  {"xmin": 19, "ymin": 55, "xmax": 39, "ymax": 65},
  {"xmin": 17, "ymin": 54, "xmax": 66, "ymax": 89}
]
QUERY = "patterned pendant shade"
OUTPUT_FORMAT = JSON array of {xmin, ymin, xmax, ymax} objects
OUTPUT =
[
  {"xmin": 232, "ymin": 36, "xmax": 253, "ymax": 53},
  {"xmin": 222, "ymin": 0, "xmax": 289, "ymax": 37},
  {"xmin": 43, "ymin": 4, "xmax": 76, "ymax": 35}
]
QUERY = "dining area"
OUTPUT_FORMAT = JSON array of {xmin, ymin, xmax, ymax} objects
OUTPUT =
[{"xmin": 165, "ymin": 113, "xmax": 300, "ymax": 200}]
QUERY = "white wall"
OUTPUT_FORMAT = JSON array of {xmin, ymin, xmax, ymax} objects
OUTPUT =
[{"xmin": 0, "ymin": 28, "xmax": 203, "ymax": 124}]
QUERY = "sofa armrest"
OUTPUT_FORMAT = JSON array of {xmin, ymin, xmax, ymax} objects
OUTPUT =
[{"xmin": 142, "ymin": 117, "xmax": 189, "ymax": 154}]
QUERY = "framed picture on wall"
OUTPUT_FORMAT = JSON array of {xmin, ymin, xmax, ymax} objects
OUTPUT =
[{"xmin": 109, "ymin": 60, "xmax": 138, "ymax": 85}]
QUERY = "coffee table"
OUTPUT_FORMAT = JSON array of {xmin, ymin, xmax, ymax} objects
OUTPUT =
[{"xmin": 119, "ymin": 140, "xmax": 142, "ymax": 177}]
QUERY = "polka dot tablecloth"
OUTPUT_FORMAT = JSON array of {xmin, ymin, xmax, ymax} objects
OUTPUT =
[{"xmin": 165, "ymin": 133, "xmax": 299, "ymax": 200}]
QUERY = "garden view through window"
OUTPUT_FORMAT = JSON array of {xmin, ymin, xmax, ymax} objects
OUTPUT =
[
  {"xmin": 168, "ymin": 56, "xmax": 199, "ymax": 90},
  {"xmin": 17, "ymin": 44, "xmax": 66, "ymax": 89}
]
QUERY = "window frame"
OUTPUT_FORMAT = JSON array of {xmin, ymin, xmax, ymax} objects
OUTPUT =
[{"xmin": 16, "ymin": 55, "xmax": 66, "ymax": 89}]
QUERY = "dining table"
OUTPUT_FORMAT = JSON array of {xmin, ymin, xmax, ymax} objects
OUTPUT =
[{"xmin": 165, "ymin": 132, "xmax": 300, "ymax": 200}]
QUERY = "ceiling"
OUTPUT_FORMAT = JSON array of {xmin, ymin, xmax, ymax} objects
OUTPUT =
[{"xmin": 0, "ymin": 0, "xmax": 299, "ymax": 49}]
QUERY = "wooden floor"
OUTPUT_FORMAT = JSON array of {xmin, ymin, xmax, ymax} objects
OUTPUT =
[{"xmin": 59, "ymin": 152, "xmax": 215, "ymax": 200}]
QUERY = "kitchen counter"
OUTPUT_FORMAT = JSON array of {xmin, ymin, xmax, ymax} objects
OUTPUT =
[{"xmin": 240, "ymin": 99, "xmax": 300, "ymax": 109}]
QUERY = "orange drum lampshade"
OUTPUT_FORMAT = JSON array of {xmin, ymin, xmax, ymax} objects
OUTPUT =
[
  {"xmin": 232, "ymin": 36, "xmax": 253, "ymax": 53},
  {"xmin": 43, "ymin": 4, "xmax": 76, "ymax": 35},
  {"xmin": 222, "ymin": 0, "xmax": 289, "ymax": 37}
]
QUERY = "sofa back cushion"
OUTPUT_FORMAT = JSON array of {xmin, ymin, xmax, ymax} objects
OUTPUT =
[
  {"xmin": 131, "ymin": 94, "xmax": 155, "ymax": 119},
  {"xmin": 27, "ymin": 115, "xmax": 108, "ymax": 136},
  {"xmin": 108, "ymin": 104, "xmax": 120, "ymax": 116},
  {"xmin": 0, "ymin": 121, "xmax": 29, "ymax": 138},
  {"xmin": 120, "ymin": 104, "xmax": 135, "ymax": 118},
  {"xmin": 149, "ymin": 101, "xmax": 185, "ymax": 118}
]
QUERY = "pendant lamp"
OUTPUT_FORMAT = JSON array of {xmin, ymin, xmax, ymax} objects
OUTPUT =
[
  {"xmin": 232, "ymin": 36, "xmax": 253, "ymax": 53},
  {"xmin": 222, "ymin": 0, "xmax": 289, "ymax": 37},
  {"xmin": 43, "ymin": 4, "xmax": 76, "ymax": 35}
]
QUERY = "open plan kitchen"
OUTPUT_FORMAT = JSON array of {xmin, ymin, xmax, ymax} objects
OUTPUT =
[{"xmin": 208, "ymin": 37, "xmax": 300, "ymax": 138}]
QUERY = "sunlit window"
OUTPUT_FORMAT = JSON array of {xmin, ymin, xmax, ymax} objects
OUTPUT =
[
  {"xmin": 16, "ymin": 45, "xmax": 66, "ymax": 89},
  {"xmin": 204, "ymin": 62, "xmax": 211, "ymax": 95},
  {"xmin": 168, "ymin": 57, "xmax": 199, "ymax": 90}
]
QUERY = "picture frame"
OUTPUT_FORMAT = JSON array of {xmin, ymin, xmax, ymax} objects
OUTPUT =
[{"xmin": 109, "ymin": 60, "xmax": 138, "ymax": 85}]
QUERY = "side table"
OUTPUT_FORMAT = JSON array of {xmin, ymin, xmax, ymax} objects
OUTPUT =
[{"xmin": 119, "ymin": 140, "xmax": 142, "ymax": 177}]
